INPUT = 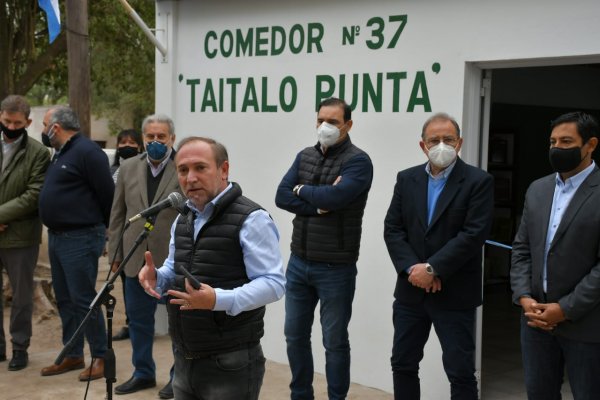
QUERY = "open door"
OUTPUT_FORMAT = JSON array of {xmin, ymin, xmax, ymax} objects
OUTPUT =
[{"xmin": 477, "ymin": 62, "xmax": 600, "ymax": 400}]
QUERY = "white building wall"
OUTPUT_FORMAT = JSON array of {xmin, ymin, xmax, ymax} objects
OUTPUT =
[{"xmin": 155, "ymin": 0, "xmax": 600, "ymax": 396}]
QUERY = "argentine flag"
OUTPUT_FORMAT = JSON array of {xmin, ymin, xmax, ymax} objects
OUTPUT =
[{"xmin": 38, "ymin": 0, "xmax": 61, "ymax": 43}]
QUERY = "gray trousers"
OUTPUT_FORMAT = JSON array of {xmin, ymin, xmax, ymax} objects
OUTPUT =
[{"xmin": 0, "ymin": 245, "xmax": 39, "ymax": 354}]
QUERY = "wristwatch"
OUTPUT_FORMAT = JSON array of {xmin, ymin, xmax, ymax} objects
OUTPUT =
[
  {"xmin": 293, "ymin": 184, "xmax": 304, "ymax": 196},
  {"xmin": 425, "ymin": 263, "xmax": 435, "ymax": 275}
]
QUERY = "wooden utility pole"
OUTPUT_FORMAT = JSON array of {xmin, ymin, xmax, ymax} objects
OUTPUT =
[{"xmin": 66, "ymin": 0, "xmax": 91, "ymax": 138}]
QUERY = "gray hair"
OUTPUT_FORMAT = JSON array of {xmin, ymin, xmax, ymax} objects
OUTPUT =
[
  {"xmin": 1, "ymin": 95, "xmax": 31, "ymax": 118},
  {"xmin": 141, "ymin": 113, "xmax": 175, "ymax": 136},
  {"xmin": 48, "ymin": 106, "xmax": 81, "ymax": 131},
  {"xmin": 421, "ymin": 112, "xmax": 461, "ymax": 138}
]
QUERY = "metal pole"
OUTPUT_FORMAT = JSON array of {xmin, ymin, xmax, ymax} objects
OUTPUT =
[{"xmin": 117, "ymin": 0, "xmax": 167, "ymax": 57}]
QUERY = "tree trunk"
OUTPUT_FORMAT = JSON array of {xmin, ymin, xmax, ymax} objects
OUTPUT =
[
  {"xmin": 66, "ymin": 0, "xmax": 91, "ymax": 137},
  {"xmin": 0, "ymin": 0, "xmax": 13, "ymax": 99}
]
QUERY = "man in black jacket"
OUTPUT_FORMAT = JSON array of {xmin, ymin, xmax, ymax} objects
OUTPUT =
[
  {"xmin": 384, "ymin": 113, "xmax": 494, "ymax": 400},
  {"xmin": 38, "ymin": 106, "xmax": 114, "ymax": 381}
]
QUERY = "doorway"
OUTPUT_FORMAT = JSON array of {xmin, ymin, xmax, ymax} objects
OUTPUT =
[{"xmin": 480, "ymin": 64, "xmax": 600, "ymax": 399}]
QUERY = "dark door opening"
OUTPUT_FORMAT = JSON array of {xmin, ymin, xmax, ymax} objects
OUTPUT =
[{"xmin": 481, "ymin": 64, "xmax": 600, "ymax": 399}]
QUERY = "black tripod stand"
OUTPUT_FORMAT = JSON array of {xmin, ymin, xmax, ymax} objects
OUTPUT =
[{"xmin": 54, "ymin": 216, "xmax": 156, "ymax": 400}]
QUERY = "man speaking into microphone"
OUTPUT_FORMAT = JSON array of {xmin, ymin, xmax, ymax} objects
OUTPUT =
[
  {"xmin": 127, "ymin": 192, "xmax": 183, "ymax": 224},
  {"xmin": 139, "ymin": 136, "xmax": 286, "ymax": 400},
  {"xmin": 107, "ymin": 114, "xmax": 181, "ymax": 397}
]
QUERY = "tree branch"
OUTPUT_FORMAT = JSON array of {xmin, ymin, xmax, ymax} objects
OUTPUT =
[{"xmin": 15, "ymin": 30, "xmax": 67, "ymax": 95}]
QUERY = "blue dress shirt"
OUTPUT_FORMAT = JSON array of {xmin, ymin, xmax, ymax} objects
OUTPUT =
[
  {"xmin": 543, "ymin": 161, "xmax": 596, "ymax": 292},
  {"xmin": 156, "ymin": 183, "xmax": 286, "ymax": 316},
  {"xmin": 404, "ymin": 161, "xmax": 457, "ymax": 274},
  {"xmin": 425, "ymin": 160, "xmax": 456, "ymax": 225}
]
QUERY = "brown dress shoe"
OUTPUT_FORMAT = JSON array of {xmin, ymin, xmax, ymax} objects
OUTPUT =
[
  {"xmin": 78, "ymin": 358, "xmax": 104, "ymax": 381},
  {"xmin": 41, "ymin": 357, "xmax": 85, "ymax": 376}
]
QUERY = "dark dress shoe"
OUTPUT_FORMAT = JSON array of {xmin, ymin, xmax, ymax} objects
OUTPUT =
[
  {"xmin": 8, "ymin": 350, "xmax": 28, "ymax": 371},
  {"xmin": 112, "ymin": 326, "xmax": 130, "ymax": 341},
  {"xmin": 78, "ymin": 358, "xmax": 105, "ymax": 381},
  {"xmin": 41, "ymin": 357, "xmax": 85, "ymax": 376},
  {"xmin": 158, "ymin": 380, "xmax": 174, "ymax": 399},
  {"xmin": 115, "ymin": 376, "xmax": 156, "ymax": 394}
]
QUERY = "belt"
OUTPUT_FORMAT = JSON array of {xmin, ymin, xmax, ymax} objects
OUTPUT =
[{"xmin": 48, "ymin": 223, "xmax": 104, "ymax": 235}]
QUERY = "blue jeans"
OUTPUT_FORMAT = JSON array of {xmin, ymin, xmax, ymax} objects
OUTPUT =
[
  {"xmin": 284, "ymin": 254, "xmax": 357, "ymax": 400},
  {"xmin": 173, "ymin": 344, "xmax": 265, "ymax": 400},
  {"xmin": 48, "ymin": 225, "xmax": 107, "ymax": 358},
  {"xmin": 391, "ymin": 300, "xmax": 477, "ymax": 400},
  {"xmin": 520, "ymin": 315, "xmax": 600, "ymax": 400},
  {"xmin": 125, "ymin": 276, "xmax": 157, "ymax": 379}
]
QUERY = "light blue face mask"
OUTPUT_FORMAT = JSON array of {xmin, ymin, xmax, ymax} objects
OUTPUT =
[{"xmin": 146, "ymin": 140, "xmax": 168, "ymax": 161}]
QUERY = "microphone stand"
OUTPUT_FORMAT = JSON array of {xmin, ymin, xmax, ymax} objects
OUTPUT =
[{"xmin": 54, "ymin": 216, "xmax": 157, "ymax": 400}]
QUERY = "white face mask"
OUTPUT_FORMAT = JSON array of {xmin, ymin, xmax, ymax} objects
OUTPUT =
[
  {"xmin": 426, "ymin": 142, "xmax": 457, "ymax": 168},
  {"xmin": 317, "ymin": 122, "xmax": 340, "ymax": 148}
]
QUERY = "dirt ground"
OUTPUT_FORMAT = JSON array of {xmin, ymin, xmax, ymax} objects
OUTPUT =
[{"xmin": 0, "ymin": 257, "xmax": 392, "ymax": 399}]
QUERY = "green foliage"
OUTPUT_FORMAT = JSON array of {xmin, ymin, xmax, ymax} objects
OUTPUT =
[
  {"xmin": 0, "ymin": 0, "xmax": 68, "ymax": 101},
  {"xmin": 27, "ymin": 54, "xmax": 68, "ymax": 106},
  {"xmin": 89, "ymin": 0, "xmax": 155, "ymax": 132},
  {"xmin": 1, "ymin": 0, "xmax": 155, "ymax": 132}
]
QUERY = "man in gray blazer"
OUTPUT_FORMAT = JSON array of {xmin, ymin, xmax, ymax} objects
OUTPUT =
[
  {"xmin": 511, "ymin": 111, "xmax": 600, "ymax": 400},
  {"xmin": 108, "ymin": 114, "xmax": 181, "ymax": 398}
]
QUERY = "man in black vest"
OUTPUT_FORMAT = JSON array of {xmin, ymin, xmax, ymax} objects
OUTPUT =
[
  {"xmin": 138, "ymin": 136, "xmax": 286, "ymax": 400},
  {"xmin": 275, "ymin": 97, "xmax": 373, "ymax": 400}
]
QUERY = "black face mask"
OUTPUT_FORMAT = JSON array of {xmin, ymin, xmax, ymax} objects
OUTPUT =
[
  {"xmin": 41, "ymin": 133, "xmax": 51, "ymax": 147},
  {"xmin": 117, "ymin": 146, "xmax": 139, "ymax": 160},
  {"xmin": 41, "ymin": 127, "xmax": 55, "ymax": 148},
  {"xmin": 0, "ymin": 122, "xmax": 26, "ymax": 140},
  {"xmin": 548, "ymin": 146, "xmax": 583, "ymax": 173}
]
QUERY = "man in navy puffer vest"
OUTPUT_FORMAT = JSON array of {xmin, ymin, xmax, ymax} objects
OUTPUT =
[
  {"xmin": 139, "ymin": 136, "xmax": 285, "ymax": 400},
  {"xmin": 276, "ymin": 97, "xmax": 373, "ymax": 400}
]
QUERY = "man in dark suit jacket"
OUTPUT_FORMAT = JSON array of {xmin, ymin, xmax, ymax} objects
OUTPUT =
[
  {"xmin": 384, "ymin": 112, "xmax": 494, "ymax": 400},
  {"xmin": 511, "ymin": 111, "xmax": 600, "ymax": 400}
]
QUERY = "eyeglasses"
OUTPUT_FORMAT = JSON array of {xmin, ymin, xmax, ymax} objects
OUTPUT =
[
  {"xmin": 424, "ymin": 136, "xmax": 459, "ymax": 147},
  {"xmin": 144, "ymin": 133, "xmax": 169, "ymax": 141}
]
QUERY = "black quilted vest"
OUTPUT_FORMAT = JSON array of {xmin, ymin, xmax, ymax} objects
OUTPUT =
[
  {"xmin": 167, "ymin": 182, "xmax": 265, "ymax": 357},
  {"xmin": 291, "ymin": 137, "xmax": 369, "ymax": 263}
]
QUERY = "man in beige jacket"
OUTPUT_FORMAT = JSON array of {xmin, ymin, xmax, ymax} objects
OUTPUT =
[{"xmin": 108, "ymin": 114, "xmax": 181, "ymax": 398}]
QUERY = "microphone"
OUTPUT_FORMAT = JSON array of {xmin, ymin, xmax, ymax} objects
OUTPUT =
[{"xmin": 128, "ymin": 192, "xmax": 184, "ymax": 223}]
